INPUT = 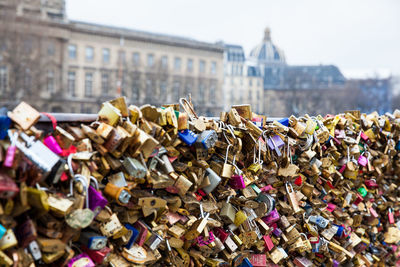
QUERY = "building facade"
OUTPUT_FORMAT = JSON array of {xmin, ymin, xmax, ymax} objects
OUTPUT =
[
  {"xmin": 222, "ymin": 44, "xmax": 264, "ymax": 113},
  {"xmin": 0, "ymin": 0, "xmax": 224, "ymax": 115}
]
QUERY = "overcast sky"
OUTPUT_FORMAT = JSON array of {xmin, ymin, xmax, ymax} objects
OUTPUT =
[{"xmin": 67, "ymin": 0, "xmax": 400, "ymax": 78}]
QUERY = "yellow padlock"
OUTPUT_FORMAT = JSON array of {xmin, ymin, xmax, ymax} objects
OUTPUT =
[{"xmin": 234, "ymin": 210, "xmax": 247, "ymax": 226}]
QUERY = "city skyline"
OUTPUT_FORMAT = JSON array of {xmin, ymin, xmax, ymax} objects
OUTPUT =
[{"xmin": 67, "ymin": 0, "xmax": 400, "ymax": 79}]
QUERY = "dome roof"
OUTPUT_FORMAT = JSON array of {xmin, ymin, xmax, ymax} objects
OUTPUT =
[{"xmin": 249, "ymin": 27, "xmax": 286, "ymax": 64}]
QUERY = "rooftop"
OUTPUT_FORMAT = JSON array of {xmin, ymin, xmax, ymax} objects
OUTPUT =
[{"xmin": 69, "ymin": 20, "xmax": 224, "ymax": 53}]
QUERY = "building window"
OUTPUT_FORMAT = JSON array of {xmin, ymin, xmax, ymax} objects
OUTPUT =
[
  {"xmin": 146, "ymin": 79, "xmax": 153, "ymax": 101},
  {"xmin": 173, "ymin": 81, "xmax": 180, "ymax": 100},
  {"xmin": 101, "ymin": 73, "xmax": 110, "ymax": 95},
  {"xmin": 184, "ymin": 83, "xmax": 192, "ymax": 96},
  {"xmin": 187, "ymin": 59, "xmax": 193, "ymax": 72},
  {"xmin": 174, "ymin": 57, "xmax": 181, "ymax": 71},
  {"xmin": 248, "ymin": 90, "xmax": 252, "ymax": 100},
  {"xmin": 198, "ymin": 83, "xmax": 205, "ymax": 103},
  {"xmin": 230, "ymin": 89, "xmax": 234, "ymax": 102},
  {"xmin": 118, "ymin": 50, "xmax": 126, "ymax": 64},
  {"xmin": 0, "ymin": 66, "xmax": 7, "ymax": 93},
  {"xmin": 133, "ymin": 52, "xmax": 140, "ymax": 66},
  {"xmin": 147, "ymin": 54, "xmax": 154, "ymax": 67},
  {"xmin": 68, "ymin": 44, "xmax": 77, "ymax": 59},
  {"xmin": 210, "ymin": 84, "xmax": 216, "ymax": 104},
  {"xmin": 161, "ymin": 56, "xmax": 168, "ymax": 69},
  {"xmin": 249, "ymin": 79, "xmax": 253, "ymax": 86},
  {"xmin": 85, "ymin": 46, "xmax": 94, "ymax": 61},
  {"xmin": 132, "ymin": 80, "xmax": 140, "ymax": 100},
  {"xmin": 103, "ymin": 48, "xmax": 110, "ymax": 63},
  {"xmin": 160, "ymin": 81, "xmax": 167, "ymax": 101},
  {"xmin": 257, "ymin": 79, "xmax": 260, "ymax": 86},
  {"xmin": 257, "ymin": 90, "xmax": 260, "ymax": 100},
  {"xmin": 47, "ymin": 70, "xmax": 55, "ymax": 93},
  {"xmin": 199, "ymin": 60, "xmax": 205, "ymax": 73},
  {"xmin": 85, "ymin": 72, "xmax": 93, "ymax": 97},
  {"xmin": 47, "ymin": 42, "xmax": 55, "ymax": 56},
  {"xmin": 211, "ymin": 61, "xmax": 217, "ymax": 74},
  {"xmin": 67, "ymin": 71, "xmax": 76, "ymax": 97}
]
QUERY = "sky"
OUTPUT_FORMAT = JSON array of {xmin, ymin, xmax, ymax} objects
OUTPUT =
[{"xmin": 66, "ymin": 0, "xmax": 400, "ymax": 78}]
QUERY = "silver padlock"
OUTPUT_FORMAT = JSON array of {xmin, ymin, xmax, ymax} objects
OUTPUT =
[
  {"xmin": 27, "ymin": 240, "xmax": 42, "ymax": 261},
  {"xmin": 123, "ymin": 157, "xmax": 146, "ymax": 179},
  {"xmin": 202, "ymin": 168, "xmax": 222, "ymax": 194},
  {"xmin": 157, "ymin": 147, "xmax": 175, "ymax": 174},
  {"xmin": 13, "ymin": 131, "xmax": 60, "ymax": 174}
]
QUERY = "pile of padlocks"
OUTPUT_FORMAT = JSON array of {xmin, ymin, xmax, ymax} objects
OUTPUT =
[{"xmin": 0, "ymin": 97, "xmax": 400, "ymax": 267}]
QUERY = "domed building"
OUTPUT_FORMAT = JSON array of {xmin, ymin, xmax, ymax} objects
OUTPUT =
[{"xmin": 248, "ymin": 27, "xmax": 287, "ymax": 89}]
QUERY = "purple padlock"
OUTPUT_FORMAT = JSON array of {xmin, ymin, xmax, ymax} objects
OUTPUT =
[
  {"xmin": 267, "ymin": 135, "xmax": 284, "ymax": 157},
  {"xmin": 230, "ymin": 175, "xmax": 245, "ymax": 189},
  {"xmin": 262, "ymin": 208, "xmax": 280, "ymax": 225},
  {"xmin": 68, "ymin": 253, "xmax": 95, "ymax": 267},
  {"xmin": 357, "ymin": 155, "xmax": 368, "ymax": 167},
  {"xmin": 88, "ymin": 177, "xmax": 107, "ymax": 212}
]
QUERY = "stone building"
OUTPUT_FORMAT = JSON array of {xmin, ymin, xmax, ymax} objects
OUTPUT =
[
  {"xmin": 0, "ymin": 0, "xmax": 224, "ymax": 115},
  {"xmin": 222, "ymin": 44, "xmax": 264, "ymax": 113}
]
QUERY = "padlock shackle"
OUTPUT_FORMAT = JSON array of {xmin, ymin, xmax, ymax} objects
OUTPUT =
[
  {"xmin": 67, "ymin": 153, "xmax": 75, "ymax": 177},
  {"xmin": 69, "ymin": 174, "xmax": 89, "ymax": 209},
  {"xmin": 224, "ymin": 144, "xmax": 232, "ymax": 164},
  {"xmin": 89, "ymin": 176, "xmax": 99, "ymax": 190},
  {"xmin": 285, "ymin": 182, "xmax": 294, "ymax": 194}
]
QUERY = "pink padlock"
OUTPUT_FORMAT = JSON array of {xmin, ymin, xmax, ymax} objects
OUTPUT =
[
  {"xmin": 357, "ymin": 155, "xmax": 368, "ymax": 167},
  {"xmin": 326, "ymin": 203, "xmax": 336, "ymax": 212},
  {"xmin": 360, "ymin": 132, "xmax": 369, "ymax": 142},
  {"xmin": 3, "ymin": 131, "xmax": 18, "ymax": 168},
  {"xmin": 230, "ymin": 175, "xmax": 245, "ymax": 189},
  {"xmin": 43, "ymin": 135, "xmax": 63, "ymax": 155},
  {"xmin": 339, "ymin": 164, "xmax": 346, "ymax": 173}
]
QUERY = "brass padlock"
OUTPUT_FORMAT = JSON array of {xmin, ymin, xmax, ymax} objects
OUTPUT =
[
  {"xmin": 221, "ymin": 144, "xmax": 233, "ymax": 179},
  {"xmin": 220, "ymin": 196, "xmax": 235, "ymax": 224},
  {"xmin": 286, "ymin": 182, "xmax": 301, "ymax": 213}
]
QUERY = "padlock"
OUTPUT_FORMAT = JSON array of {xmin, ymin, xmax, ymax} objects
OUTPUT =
[
  {"xmin": 82, "ymin": 245, "xmax": 111, "ymax": 264},
  {"xmin": 87, "ymin": 177, "xmax": 108, "ymax": 212},
  {"xmin": 145, "ymin": 232, "xmax": 163, "ymax": 250},
  {"xmin": 195, "ymin": 130, "xmax": 218, "ymax": 150},
  {"xmin": 267, "ymin": 135, "xmax": 284, "ymax": 157},
  {"xmin": 308, "ymin": 215, "xmax": 329, "ymax": 228},
  {"xmin": 224, "ymin": 235, "xmax": 238, "ymax": 253},
  {"xmin": 286, "ymin": 182, "xmax": 301, "ymax": 213},
  {"xmin": 220, "ymin": 196, "xmax": 236, "ymax": 224},
  {"xmin": 133, "ymin": 221, "xmax": 149, "ymax": 246},
  {"xmin": 103, "ymin": 182, "xmax": 131, "ymax": 205},
  {"xmin": 202, "ymin": 168, "xmax": 221, "ymax": 194},
  {"xmin": 16, "ymin": 218, "xmax": 37, "ymax": 248},
  {"xmin": 121, "ymin": 245, "xmax": 147, "ymax": 264},
  {"xmin": 67, "ymin": 253, "xmax": 96, "ymax": 267},
  {"xmin": 157, "ymin": 147, "xmax": 175, "ymax": 174},
  {"xmin": 43, "ymin": 135, "xmax": 63, "ymax": 155},
  {"xmin": 18, "ymin": 131, "xmax": 60, "ymax": 170},
  {"xmin": 27, "ymin": 240, "xmax": 42, "ymax": 261},
  {"xmin": 37, "ymin": 238, "xmax": 66, "ymax": 253},
  {"xmin": 234, "ymin": 210, "xmax": 247, "ymax": 226},
  {"xmin": 178, "ymin": 129, "xmax": 198, "ymax": 145},
  {"xmin": 221, "ymin": 144, "xmax": 233, "ymax": 179},
  {"xmin": 388, "ymin": 208, "xmax": 395, "ymax": 224},
  {"xmin": 3, "ymin": 131, "xmax": 18, "ymax": 168},
  {"xmin": 123, "ymin": 157, "xmax": 146, "ymax": 179},
  {"xmin": 79, "ymin": 231, "xmax": 108, "ymax": 250},
  {"xmin": 262, "ymin": 208, "xmax": 280, "ymax": 225},
  {"xmin": 7, "ymin": 101, "xmax": 40, "ymax": 130},
  {"xmin": 0, "ymin": 229, "xmax": 17, "ymax": 250}
]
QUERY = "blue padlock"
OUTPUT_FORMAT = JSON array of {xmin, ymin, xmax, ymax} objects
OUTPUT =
[
  {"xmin": 178, "ymin": 129, "xmax": 198, "ymax": 146},
  {"xmin": 125, "ymin": 223, "xmax": 140, "ymax": 249},
  {"xmin": 0, "ymin": 224, "xmax": 6, "ymax": 240},
  {"xmin": 396, "ymin": 140, "xmax": 400, "ymax": 151},
  {"xmin": 0, "ymin": 107, "xmax": 11, "ymax": 140},
  {"xmin": 238, "ymin": 258, "xmax": 253, "ymax": 267},
  {"xmin": 278, "ymin": 118, "xmax": 289, "ymax": 127}
]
